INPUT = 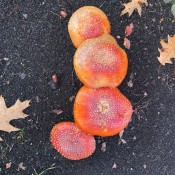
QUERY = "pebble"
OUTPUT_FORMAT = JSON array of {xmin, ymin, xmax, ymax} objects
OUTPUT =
[{"xmin": 48, "ymin": 80, "xmax": 57, "ymax": 90}]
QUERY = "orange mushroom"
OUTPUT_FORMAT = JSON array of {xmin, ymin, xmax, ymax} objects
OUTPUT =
[
  {"xmin": 68, "ymin": 6, "xmax": 111, "ymax": 48},
  {"xmin": 74, "ymin": 34, "xmax": 128, "ymax": 89},
  {"xmin": 74, "ymin": 86, "xmax": 133, "ymax": 137},
  {"xmin": 51, "ymin": 122, "xmax": 96, "ymax": 160}
]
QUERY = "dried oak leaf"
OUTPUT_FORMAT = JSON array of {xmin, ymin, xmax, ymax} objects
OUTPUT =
[
  {"xmin": 158, "ymin": 35, "xmax": 175, "ymax": 65},
  {"xmin": 121, "ymin": 0, "xmax": 148, "ymax": 17},
  {"xmin": 0, "ymin": 96, "xmax": 30, "ymax": 133}
]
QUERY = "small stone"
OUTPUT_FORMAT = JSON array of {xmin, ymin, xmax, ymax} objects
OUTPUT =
[
  {"xmin": 20, "ymin": 73, "xmax": 26, "ymax": 79},
  {"xmin": 127, "ymin": 79, "xmax": 133, "ymax": 88},
  {"xmin": 60, "ymin": 10, "xmax": 67, "ymax": 18},
  {"xmin": 69, "ymin": 95, "xmax": 75, "ymax": 102},
  {"xmin": 121, "ymin": 139, "xmax": 127, "ymax": 144},
  {"xmin": 143, "ymin": 164, "xmax": 147, "ymax": 169},
  {"xmin": 3, "ymin": 58, "xmax": 9, "ymax": 61},
  {"xmin": 101, "ymin": 142, "xmax": 107, "ymax": 152},
  {"xmin": 0, "ymin": 137, "xmax": 3, "ymax": 141},
  {"xmin": 51, "ymin": 74, "xmax": 58, "ymax": 83},
  {"xmin": 119, "ymin": 130, "xmax": 124, "ymax": 139},
  {"xmin": 112, "ymin": 162, "xmax": 117, "ymax": 169},
  {"xmin": 143, "ymin": 92, "xmax": 148, "ymax": 96},
  {"xmin": 23, "ymin": 13, "xmax": 28, "ymax": 19},
  {"xmin": 18, "ymin": 162, "xmax": 26, "ymax": 171},
  {"xmin": 6, "ymin": 162, "xmax": 12, "ymax": 169},
  {"xmin": 133, "ymin": 136, "xmax": 136, "ymax": 140},
  {"xmin": 48, "ymin": 81, "xmax": 57, "ymax": 90}
]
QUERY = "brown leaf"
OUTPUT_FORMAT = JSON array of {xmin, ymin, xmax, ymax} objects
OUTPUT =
[
  {"xmin": 121, "ymin": 0, "xmax": 148, "ymax": 17},
  {"xmin": 125, "ymin": 23, "xmax": 134, "ymax": 37},
  {"xmin": 0, "ymin": 96, "xmax": 30, "ymax": 133},
  {"xmin": 158, "ymin": 35, "xmax": 175, "ymax": 65}
]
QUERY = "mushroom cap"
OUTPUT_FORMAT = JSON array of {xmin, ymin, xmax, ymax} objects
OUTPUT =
[
  {"xmin": 74, "ymin": 86, "xmax": 133, "ymax": 137},
  {"xmin": 74, "ymin": 34, "xmax": 128, "ymax": 89},
  {"xmin": 51, "ymin": 122, "xmax": 96, "ymax": 160},
  {"xmin": 68, "ymin": 6, "xmax": 111, "ymax": 48}
]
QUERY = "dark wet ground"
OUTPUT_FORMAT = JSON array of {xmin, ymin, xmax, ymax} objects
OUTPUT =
[{"xmin": 0, "ymin": 0, "xmax": 175, "ymax": 174}]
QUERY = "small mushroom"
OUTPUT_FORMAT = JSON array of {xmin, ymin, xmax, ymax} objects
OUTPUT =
[
  {"xmin": 68, "ymin": 6, "xmax": 111, "ymax": 48},
  {"xmin": 50, "ymin": 122, "xmax": 96, "ymax": 160}
]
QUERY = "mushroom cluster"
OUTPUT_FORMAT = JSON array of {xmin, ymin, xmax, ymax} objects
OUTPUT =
[{"xmin": 51, "ymin": 6, "xmax": 133, "ymax": 160}]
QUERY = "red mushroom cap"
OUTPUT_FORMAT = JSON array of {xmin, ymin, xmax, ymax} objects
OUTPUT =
[
  {"xmin": 74, "ymin": 86, "xmax": 133, "ymax": 137},
  {"xmin": 74, "ymin": 34, "xmax": 128, "ymax": 89},
  {"xmin": 51, "ymin": 122, "xmax": 96, "ymax": 160},
  {"xmin": 68, "ymin": 6, "xmax": 111, "ymax": 48}
]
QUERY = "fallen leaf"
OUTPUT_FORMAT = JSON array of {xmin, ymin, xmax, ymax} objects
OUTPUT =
[
  {"xmin": 158, "ymin": 35, "xmax": 175, "ymax": 65},
  {"xmin": 125, "ymin": 23, "xmax": 134, "ymax": 36},
  {"xmin": 124, "ymin": 37, "xmax": 131, "ymax": 49},
  {"xmin": 18, "ymin": 162, "xmax": 26, "ymax": 171},
  {"xmin": 6, "ymin": 162, "xmax": 12, "ymax": 169},
  {"xmin": 0, "ymin": 96, "xmax": 30, "ymax": 133},
  {"xmin": 121, "ymin": 0, "xmax": 148, "ymax": 17},
  {"xmin": 52, "ymin": 109, "xmax": 63, "ymax": 115}
]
